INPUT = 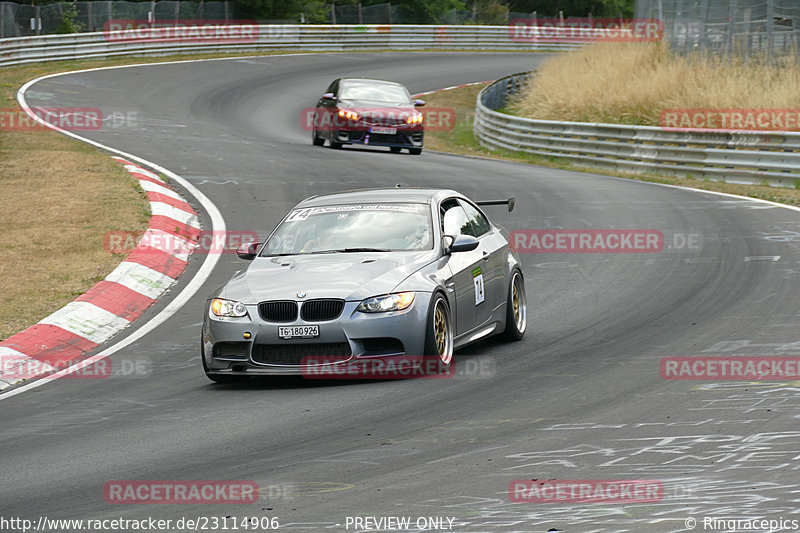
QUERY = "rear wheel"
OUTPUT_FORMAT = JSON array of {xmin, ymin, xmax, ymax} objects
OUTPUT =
[
  {"xmin": 390, "ymin": 147, "xmax": 402, "ymax": 153},
  {"xmin": 424, "ymin": 293, "xmax": 453, "ymax": 366},
  {"xmin": 409, "ymin": 148, "xmax": 422, "ymax": 155},
  {"xmin": 502, "ymin": 269, "xmax": 527, "ymax": 341}
]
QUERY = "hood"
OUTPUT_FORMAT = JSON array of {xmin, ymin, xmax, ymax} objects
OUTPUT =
[
  {"xmin": 221, "ymin": 251, "xmax": 436, "ymax": 303},
  {"xmin": 338, "ymin": 100, "xmax": 418, "ymax": 121}
]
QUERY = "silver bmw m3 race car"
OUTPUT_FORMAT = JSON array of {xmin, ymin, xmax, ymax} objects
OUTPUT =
[{"xmin": 201, "ymin": 188, "xmax": 526, "ymax": 382}]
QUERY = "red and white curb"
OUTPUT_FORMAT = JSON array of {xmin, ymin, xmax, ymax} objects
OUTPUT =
[{"xmin": 0, "ymin": 157, "xmax": 200, "ymax": 390}]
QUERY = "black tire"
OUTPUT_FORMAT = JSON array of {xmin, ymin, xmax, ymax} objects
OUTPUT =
[
  {"xmin": 423, "ymin": 293, "xmax": 454, "ymax": 366},
  {"xmin": 390, "ymin": 147, "xmax": 402, "ymax": 153},
  {"xmin": 409, "ymin": 147, "xmax": 422, "ymax": 155},
  {"xmin": 502, "ymin": 269, "xmax": 527, "ymax": 341},
  {"xmin": 330, "ymin": 139, "xmax": 343, "ymax": 149},
  {"xmin": 202, "ymin": 337, "xmax": 248, "ymax": 384},
  {"xmin": 312, "ymin": 127, "xmax": 325, "ymax": 146}
]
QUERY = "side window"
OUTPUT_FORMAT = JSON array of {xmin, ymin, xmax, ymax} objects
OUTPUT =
[
  {"xmin": 440, "ymin": 198, "xmax": 474, "ymax": 237},
  {"xmin": 459, "ymin": 200, "xmax": 491, "ymax": 237},
  {"xmin": 326, "ymin": 79, "xmax": 339, "ymax": 96}
]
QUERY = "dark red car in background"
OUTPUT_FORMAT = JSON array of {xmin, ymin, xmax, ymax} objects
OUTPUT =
[{"xmin": 311, "ymin": 78, "xmax": 425, "ymax": 155}]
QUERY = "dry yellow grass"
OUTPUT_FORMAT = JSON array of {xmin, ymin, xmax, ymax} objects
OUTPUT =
[
  {"xmin": 512, "ymin": 41, "xmax": 800, "ymax": 125},
  {"xmin": 1, "ymin": 66, "xmax": 150, "ymax": 341}
]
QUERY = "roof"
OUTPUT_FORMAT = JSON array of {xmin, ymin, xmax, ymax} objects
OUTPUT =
[
  {"xmin": 297, "ymin": 188, "xmax": 461, "ymax": 207},
  {"xmin": 339, "ymin": 78, "xmax": 404, "ymax": 86}
]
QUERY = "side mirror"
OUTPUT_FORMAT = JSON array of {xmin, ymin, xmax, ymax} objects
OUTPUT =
[
  {"xmin": 446, "ymin": 234, "xmax": 479, "ymax": 254},
  {"xmin": 414, "ymin": 99, "xmax": 426, "ymax": 107},
  {"xmin": 322, "ymin": 92, "xmax": 335, "ymax": 101},
  {"xmin": 508, "ymin": 197, "xmax": 515, "ymax": 212},
  {"xmin": 236, "ymin": 241, "xmax": 261, "ymax": 260}
]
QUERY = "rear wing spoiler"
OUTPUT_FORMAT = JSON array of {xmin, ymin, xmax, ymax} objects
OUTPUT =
[{"xmin": 476, "ymin": 197, "xmax": 515, "ymax": 212}]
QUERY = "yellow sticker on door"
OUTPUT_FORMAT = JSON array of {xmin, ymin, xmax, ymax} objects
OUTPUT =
[{"xmin": 472, "ymin": 266, "xmax": 485, "ymax": 305}]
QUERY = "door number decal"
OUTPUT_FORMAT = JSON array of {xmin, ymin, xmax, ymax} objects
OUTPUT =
[{"xmin": 472, "ymin": 266, "xmax": 485, "ymax": 305}]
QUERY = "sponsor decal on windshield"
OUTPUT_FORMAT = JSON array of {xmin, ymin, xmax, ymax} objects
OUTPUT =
[{"xmin": 285, "ymin": 204, "xmax": 426, "ymax": 221}]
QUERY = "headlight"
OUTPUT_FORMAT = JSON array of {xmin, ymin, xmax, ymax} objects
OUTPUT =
[
  {"xmin": 357, "ymin": 292, "xmax": 415, "ymax": 313},
  {"xmin": 406, "ymin": 113, "xmax": 423, "ymax": 125},
  {"xmin": 338, "ymin": 109, "xmax": 359, "ymax": 121},
  {"xmin": 210, "ymin": 298, "xmax": 248, "ymax": 317}
]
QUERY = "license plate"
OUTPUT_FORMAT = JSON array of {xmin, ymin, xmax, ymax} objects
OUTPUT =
[
  {"xmin": 278, "ymin": 325, "xmax": 319, "ymax": 339},
  {"xmin": 370, "ymin": 126, "xmax": 396, "ymax": 134}
]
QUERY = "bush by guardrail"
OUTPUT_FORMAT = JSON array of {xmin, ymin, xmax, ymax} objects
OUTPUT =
[
  {"xmin": 474, "ymin": 72, "xmax": 800, "ymax": 188},
  {"xmin": 0, "ymin": 1, "xmax": 233, "ymax": 37}
]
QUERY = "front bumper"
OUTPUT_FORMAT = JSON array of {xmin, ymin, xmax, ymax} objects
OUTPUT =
[
  {"xmin": 334, "ymin": 128, "xmax": 424, "ymax": 148},
  {"xmin": 202, "ymin": 294, "xmax": 433, "ymax": 376}
]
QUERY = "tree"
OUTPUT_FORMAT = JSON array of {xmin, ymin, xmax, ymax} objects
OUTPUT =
[
  {"xmin": 506, "ymin": 0, "xmax": 634, "ymax": 17},
  {"xmin": 55, "ymin": 0, "xmax": 84, "ymax": 33},
  {"xmin": 396, "ymin": 0, "xmax": 468, "ymax": 24}
]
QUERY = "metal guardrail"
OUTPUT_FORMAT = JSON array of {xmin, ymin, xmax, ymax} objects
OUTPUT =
[
  {"xmin": 474, "ymin": 72, "xmax": 800, "ymax": 188},
  {"xmin": 0, "ymin": 25, "xmax": 580, "ymax": 67}
]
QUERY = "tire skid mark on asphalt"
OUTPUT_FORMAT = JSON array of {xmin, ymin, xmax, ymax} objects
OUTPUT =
[{"xmin": 0, "ymin": 157, "xmax": 199, "ymax": 390}]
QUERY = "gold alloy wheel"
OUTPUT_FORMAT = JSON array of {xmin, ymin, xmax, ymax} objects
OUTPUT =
[
  {"xmin": 511, "ymin": 272, "xmax": 527, "ymax": 333},
  {"xmin": 433, "ymin": 298, "xmax": 453, "ymax": 365}
]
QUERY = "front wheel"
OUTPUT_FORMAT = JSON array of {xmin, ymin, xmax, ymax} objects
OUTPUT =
[
  {"xmin": 409, "ymin": 147, "xmax": 422, "ymax": 155},
  {"xmin": 424, "ymin": 293, "xmax": 453, "ymax": 365},
  {"xmin": 502, "ymin": 269, "xmax": 527, "ymax": 341},
  {"xmin": 312, "ymin": 129, "xmax": 325, "ymax": 146}
]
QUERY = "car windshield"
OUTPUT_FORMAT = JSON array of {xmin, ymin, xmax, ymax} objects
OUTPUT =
[
  {"xmin": 339, "ymin": 82, "xmax": 412, "ymax": 104},
  {"xmin": 262, "ymin": 203, "xmax": 433, "ymax": 255}
]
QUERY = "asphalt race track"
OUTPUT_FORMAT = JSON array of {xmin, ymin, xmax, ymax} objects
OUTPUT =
[{"xmin": 3, "ymin": 52, "xmax": 800, "ymax": 532}]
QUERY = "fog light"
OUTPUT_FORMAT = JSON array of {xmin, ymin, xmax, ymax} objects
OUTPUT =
[{"xmin": 243, "ymin": 332, "xmax": 252, "ymax": 339}]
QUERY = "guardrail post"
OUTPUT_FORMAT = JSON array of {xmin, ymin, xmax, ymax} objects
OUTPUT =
[
  {"xmin": 1, "ymin": 2, "xmax": 5, "ymax": 38},
  {"xmin": 698, "ymin": 0, "xmax": 709, "ymax": 51},
  {"xmin": 726, "ymin": 0, "xmax": 737, "ymax": 58},
  {"xmin": 107, "ymin": 0, "xmax": 112, "ymax": 27},
  {"xmin": 766, "ymin": 0, "xmax": 775, "ymax": 60},
  {"xmin": 35, "ymin": 4, "xmax": 41, "ymax": 36},
  {"xmin": 357, "ymin": 3, "xmax": 362, "ymax": 24}
]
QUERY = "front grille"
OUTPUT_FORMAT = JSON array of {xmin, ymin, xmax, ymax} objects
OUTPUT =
[
  {"xmin": 251, "ymin": 342, "xmax": 352, "ymax": 365},
  {"xmin": 363, "ymin": 116, "xmax": 406, "ymax": 126},
  {"xmin": 301, "ymin": 299, "xmax": 345, "ymax": 321},
  {"xmin": 368, "ymin": 133, "xmax": 403, "ymax": 144},
  {"xmin": 258, "ymin": 301, "xmax": 298, "ymax": 322}
]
